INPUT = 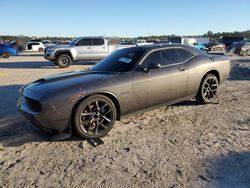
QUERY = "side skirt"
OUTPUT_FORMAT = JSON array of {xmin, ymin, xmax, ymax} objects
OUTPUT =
[{"xmin": 120, "ymin": 94, "xmax": 195, "ymax": 120}]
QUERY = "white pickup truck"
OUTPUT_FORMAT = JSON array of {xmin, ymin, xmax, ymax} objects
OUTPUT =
[
  {"xmin": 135, "ymin": 39, "xmax": 153, "ymax": 46},
  {"xmin": 44, "ymin": 37, "xmax": 121, "ymax": 68}
]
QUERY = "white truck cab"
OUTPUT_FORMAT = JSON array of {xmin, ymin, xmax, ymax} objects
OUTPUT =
[{"xmin": 136, "ymin": 39, "xmax": 154, "ymax": 46}]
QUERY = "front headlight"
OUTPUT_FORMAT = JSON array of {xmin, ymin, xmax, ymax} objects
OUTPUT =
[{"xmin": 19, "ymin": 85, "xmax": 27, "ymax": 95}]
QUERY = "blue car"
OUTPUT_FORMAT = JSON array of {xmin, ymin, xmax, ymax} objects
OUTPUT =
[
  {"xmin": 0, "ymin": 43, "xmax": 18, "ymax": 58},
  {"xmin": 194, "ymin": 44, "xmax": 208, "ymax": 53}
]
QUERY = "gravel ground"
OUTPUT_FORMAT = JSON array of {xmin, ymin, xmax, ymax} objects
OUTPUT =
[{"xmin": 0, "ymin": 55, "xmax": 249, "ymax": 188}]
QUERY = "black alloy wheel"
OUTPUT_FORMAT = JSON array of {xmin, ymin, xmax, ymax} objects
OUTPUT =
[
  {"xmin": 74, "ymin": 95, "xmax": 117, "ymax": 139},
  {"xmin": 1, "ymin": 51, "xmax": 10, "ymax": 58},
  {"xmin": 56, "ymin": 54, "xmax": 72, "ymax": 68},
  {"xmin": 196, "ymin": 74, "xmax": 219, "ymax": 103}
]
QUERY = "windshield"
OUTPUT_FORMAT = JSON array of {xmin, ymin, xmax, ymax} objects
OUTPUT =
[
  {"xmin": 69, "ymin": 38, "xmax": 80, "ymax": 45},
  {"xmin": 91, "ymin": 47, "xmax": 145, "ymax": 72}
]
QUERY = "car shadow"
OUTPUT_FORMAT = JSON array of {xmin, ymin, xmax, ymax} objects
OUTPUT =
[
  {"xmin": 0, "ymin": 84, "xmax": 91, "ymax": 148},
  {"xmin": 0, "ymin": 60, "xmax": 97, "ymax": 69},
  {"xmin": 0, "ymin": 116, "xmax": 82, "ymax": 148},
  {"xmin": 171, "ymin": 100, "xmax": 205, "ymax": 107},
  {"xmin": 199, "ymin": 152, "xmax": 250, "ymax": 188}
]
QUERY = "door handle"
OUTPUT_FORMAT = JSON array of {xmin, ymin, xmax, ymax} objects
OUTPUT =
[
  {"xmin": 87, "ymin": 47, "xmax": 91, "ymax": 49},
  {"xmin": 178, "ymin": 67, "xmax": 185, "ymax": 71}
]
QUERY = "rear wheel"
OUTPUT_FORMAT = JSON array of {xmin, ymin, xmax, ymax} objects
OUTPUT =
[
  {"xmin": 196, "ymin": 74, "xmax": 219, "ymax": 103},
  {"xmin": 74, "ymin": 95, "xmax": 117, "ymax": 139},
  {"xmin": 1, "ymin": 51, "xmax": 10, "ymax": 58},
  {"xmin": 203, "ymin": 49, "xmax": 208, "ymax": 53},
  {"xmin": 56, "ymin": 54, "xmax": 72, "ymax": 68},
  {"xmin": 38, "ymin": 48, "xmax": 43, "ymax": 52}
]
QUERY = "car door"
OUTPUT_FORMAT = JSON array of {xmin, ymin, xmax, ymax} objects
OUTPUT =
[
  {"xmin": 74, "ymin": 38, "xmax": 93, "ymax": 59},
  {"xmin": 91, "ymin": 38, "xmax": 109, "ymax": 59},
  {"xmin": 132, "ymin": 48, "xmax": 190, "ymax": 112}
]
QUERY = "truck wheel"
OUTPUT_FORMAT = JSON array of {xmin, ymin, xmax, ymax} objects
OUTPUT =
[
  {"xmin": 38, "ymin": 48, "xmax": 43, "ymax": 52},
  {"xmin": 1, "ymin": 51, "xmax": 10, "ymax": 58},
  {"xmin": 56, "ymin": 54, "xmax": 72, "ymax": 68}
]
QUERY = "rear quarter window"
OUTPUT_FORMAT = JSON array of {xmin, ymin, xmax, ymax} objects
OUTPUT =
[{"xmin": 176, "ymin": 48, "xmax": 194, "ymax": 61}]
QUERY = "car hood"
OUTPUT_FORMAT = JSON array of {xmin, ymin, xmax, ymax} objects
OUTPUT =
[{"xmin": 23, "ymin": 70, "xmax": 119, "ymax": 98}]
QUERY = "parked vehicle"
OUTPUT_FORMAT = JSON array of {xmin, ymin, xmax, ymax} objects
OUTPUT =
[
  {"xmin": 42, "ymin": 40, "xmax": 52, "ymax": 45},
  {"xmin": 8, "ymin": 41, "xmax": 25, "ymax": 52},
  {"xmin": 204, "ymin": 42, "xmax": 225, "ymax": 53},
  {"xmin": 18, "ymin": 44, "xmax": 231, "ymax": 139},
  {"xmin": 135, "ymin": 39, "xmax": 153, "ymax": 46},
  {"xmin": 26, "ymin": 42, "xmax": 45, "ymax": 52},
  {"xmin": 0, "ymin": 43, "xmax": 18, "ymax": 58},
  {"xmin": 239, "ymin": 43, "xmax": 250, "ymax": 56},
  {"xmin": 194, "ymin": 44, "xmax": 208, "ymax": 53},
  {"xmin": 120, "ymin": 40, "xmax": 135, "ymax": 45},
  {"xmin": 44, "ymin": 36, "xmax": 121, "ymax": 68},
  {"xmin": 228, "ymin": 42, "xmax": 250, "ymax": 55},
  {"xmin": 167, "ymin": 37, "xmax": 197, "ymax": 45},
  {"xmin": 217, "ymin": 37, "xmax": 246, "ymax": 47},
  {"xmin": 167, "ymin": 37, "xmax": 208, "ymax": 52}
]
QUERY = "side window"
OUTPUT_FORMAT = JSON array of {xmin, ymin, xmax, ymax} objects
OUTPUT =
[
  {"xmin": 32, "ymin": 42, "xmax": 39, "ymax": 45},
  {"xmin": 161, "ymin": 48, "xmax": 193, "ymax": 65},
  {"xmin": 92, "ymin": 38, "xmax": 104, "ymax": 45},
  {"xmin": 176, "ymin": 48, "xmax": 193, "ymax": 62},
  {"xmin": 77, "ymin": 39, "xmax": 92, "ymax": 46},
  {"xmin": 141, "ymin": 51, "xmax": 162, "ymax": 69},
  {"xmin": 161, "ymin": 49, "xmax": 181, "ymax": 65}
]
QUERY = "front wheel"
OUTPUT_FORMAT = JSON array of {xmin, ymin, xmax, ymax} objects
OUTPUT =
[
  {"xmin": 74, "ymin": 95, "xmax": 117, "ymax": 139},
  {"xmin": 1, "ymin": 51, "xmax": 10, "ymax": 58},
  {"xmin": 56, "ymin": 54, "xmax": 72, "ymax": 68},
  {"xmin": 196, "ymin": 74, "xmax": 219, "ymax": 103}
]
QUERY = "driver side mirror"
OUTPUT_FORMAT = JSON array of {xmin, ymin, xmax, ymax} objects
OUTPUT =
[
  {"xmin": 149, "ymin": 62, "xmax": 161, "ymax": 69},
  {"xmin": 143, "ymin": 62, "xmax": 161, "ymax": 73}
]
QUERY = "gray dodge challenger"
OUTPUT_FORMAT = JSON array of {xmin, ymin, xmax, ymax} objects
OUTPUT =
[{"xmin": 18, "ymin": 44, "xmax": 231, "ymax": 139}]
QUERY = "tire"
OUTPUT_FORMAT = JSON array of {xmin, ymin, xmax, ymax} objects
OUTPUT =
[
  {"xmin": 74, "ymin": 95, "xmax": 117, "ymax": 139},
  {"xmin": 195, "ymin": 74, "xmax": 219, "ymax": 103},
  {"xmin": 203, "ymin": 49, "xmax": 208, "ymax": 53},
  {"xmin": 56, "ymin": 54, "xmax": 72, "ymax": 68},
  {"xmin": 38, "ymin": 48, "xmax": 43, "ymax": 52},
  {"xmin": 1, "ymin": 51, "xmax": 10, "ymax": 58}
]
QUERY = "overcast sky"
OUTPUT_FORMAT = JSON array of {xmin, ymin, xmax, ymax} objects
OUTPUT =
[{"xmin": 1, "ymin": 0, "xmax": 250, "ymax": 37}]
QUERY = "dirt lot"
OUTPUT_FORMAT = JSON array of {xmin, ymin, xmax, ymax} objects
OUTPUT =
[{"xmin": 0, "ymin": 55, "xmax": 249, "ymax": 188}]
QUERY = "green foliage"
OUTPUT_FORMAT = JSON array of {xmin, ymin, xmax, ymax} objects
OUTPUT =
[
  {"xmin": 1, "ymin": 30, "xmax": 249, "ymax": 43},
  {"xmin": 203, "ymin": 30, "xmax": 250, "ymax": 38},
  {"xmin": 0, "ymin": 35, "xmax": 74, "ymax": 43}
]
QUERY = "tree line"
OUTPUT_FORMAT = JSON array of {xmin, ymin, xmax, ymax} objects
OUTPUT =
[{"xmin": 1, "ymin": 30, "xmax": 250, "ymax": 43}]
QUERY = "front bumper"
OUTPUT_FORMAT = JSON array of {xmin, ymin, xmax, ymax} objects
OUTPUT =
[
  {"xmin": 17, "ymin": 96, "xmax": 70, "ymax": 133},
  {"xmin": 44, "ymin": 52, "xmax": 56, "ymax": 61}
]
